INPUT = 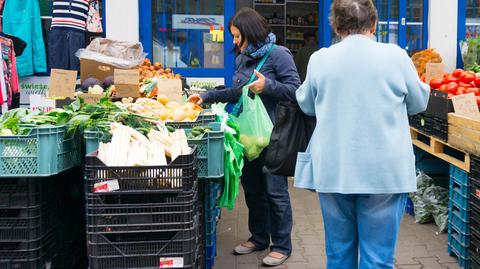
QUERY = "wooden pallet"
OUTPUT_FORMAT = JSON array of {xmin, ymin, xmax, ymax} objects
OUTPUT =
[{"xmin": 410, "ymin": 127, "xmax": 470, "ymax": 172}]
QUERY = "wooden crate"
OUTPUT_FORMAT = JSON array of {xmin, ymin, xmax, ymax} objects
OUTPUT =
[
  {"xmin": 411, "ymin": 127, "xmax": 470, "ymax": 172},
  {"xmin": 448, "ymin": 113, "xmax": 480, "ymax": 157}
]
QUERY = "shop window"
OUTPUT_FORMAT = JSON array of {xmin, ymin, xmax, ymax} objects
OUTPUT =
[
  {"xmin": 466, "ymin": 0, "xmax": 480, "ymax": 38},
  {"xmin": 375, "ymin": 0, "xmax": 400, "ymax": 45},
  {"xmin": 152, "ymin": 0, "xmax": 225, "ymax": 69},
  {"xmin": 406, "ymin": 0, "xmax": 424, "ymax": 54}
]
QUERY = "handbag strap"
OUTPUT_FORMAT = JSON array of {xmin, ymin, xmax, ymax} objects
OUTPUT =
[{"xmin": 231, "ymin": 44, "xmax": 276, "ymax": 116}]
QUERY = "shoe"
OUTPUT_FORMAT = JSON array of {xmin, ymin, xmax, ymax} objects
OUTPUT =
[
  {"xmin": 233, "ymin": 241, "xmax": 261, "ymax": 255},
  {"xmin": 262, "ymin": 252, "xmax": 289, "ymax": 266}
]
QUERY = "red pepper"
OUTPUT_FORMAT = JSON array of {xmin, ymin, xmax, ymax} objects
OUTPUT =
[{"xmin": 474, "ymin": 73, "xmax": 480, "ymax": 87}]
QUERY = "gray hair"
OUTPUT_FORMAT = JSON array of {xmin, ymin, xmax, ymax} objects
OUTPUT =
[{"xmin": 329, "ymin": 0, "xmax": 378, "ymax": 36}]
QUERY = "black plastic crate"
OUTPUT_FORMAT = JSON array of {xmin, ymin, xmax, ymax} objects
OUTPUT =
[
  {"xmin": 86, "ymin": 195, "xmax": 197, "ymax": 234},
  {"xmin": 0, "ymin": 230, "xmax": 56, "ymax": 268},
  {"xmin": 88, "ymin": 226, "xmax": 198, "ymax": 269},
  {"xmin": 425, "ymin": 90, "xmax": 454, "ymax": 120},
  {"xmin": 87, "ymin": 181, "xmax": 198, "ymax": 206},
  {"xmin": 0, "ymin": 177, "xmax": 59, "ymax": 209},
  {"xmin": 85, "ymin": 147, "xmax": 197, "ymax": 195},
  {"xmin": 472, "ymin": 255, "xmax": 480, "ymax": 269},
  {"xmin": 472, "ymin": 227, "xmax": 480, "ymax": 260},
  {"xmin": 0, "ymin": 203, "xmax": 57, "ymax": 242}
]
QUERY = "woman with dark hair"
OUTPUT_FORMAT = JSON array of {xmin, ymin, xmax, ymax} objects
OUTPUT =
[
  {"xmin": 294, "ymin": 0, "xmax": 429, "ymax": 268},
  {"xmin": 188, "ymin": 7, "xmax": 300, "ymax": 266}
]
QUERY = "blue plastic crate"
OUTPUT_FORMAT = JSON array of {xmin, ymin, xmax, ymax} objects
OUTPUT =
[
  {"xmin": 405, "ymin": 197, "xmax": 414, "ymax": 216},
  {"xmin": 186, "ymin": 122, "xmax": 224, "ymax": 178},
  {"xmin": 205, "ymin": 225, "xmax": 217, "ymax": 246},
  {"xmin": 451, "ymin": 199, "xmax": 471, "ymax": 220},
  {"xmin": 449, "ymin": 207, "xmax": 469, "ymax": 233},
  {"xmin": 84, "ymin": 130, "xmax": 104, "ymax": 155},
  {"xmin": 449, "ymin": 223, "xmax": 470, "ymax": 246},
  {"xmin": 450, "ymin": 187, "xmax": 470, "ymax": 212},
  {"xmin": 205, "ymin": 256, "xmax": 215, "ymax": 269},
  {"xmin": 450, "ymin": 178, "xmax": 470, "ymax": 197},
  {"xmin": 166, "ymin": 110, "xmax": 217, "ymax": 130},
  {"xmin": 0, "ymin": 127, "xmax": 80, "ymax": 177},
  {"xmin": 205, "ymin": 236, "xmax": 217, "ymax": 259},
  {"xmin": 450, "ymin": 165, "xmax": 470, "ymax": 186},
  {"xmin": 448, "ymin": 239, "xmax": 471, "ymax": 269}
]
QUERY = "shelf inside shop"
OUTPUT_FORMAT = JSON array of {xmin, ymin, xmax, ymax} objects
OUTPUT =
[
  {"xmin": 286, "ymin": 1, "xmax": 319, "ymax": 4},
  {"xmin": 286, "ymin": 25, "xmax": 318, "ymax": 28}
]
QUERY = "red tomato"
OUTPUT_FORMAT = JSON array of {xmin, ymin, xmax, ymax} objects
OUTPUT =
[
  {"xmin": 459, "ymin": 82, "xmax": 474, "ymax": 88},
  {"xmin": 443, "ymin": 75, "xmax": 459, "ymax": 84},
  {"xmin": 446, "ymin": 82, "xmax": 458, "ymax": 94},
  {"xmin": 453, "ymin": 69, "xmax": 464, "ymax": 77},
  {"xmin": 477, "ymin": 96, "xmax": 480, "ymax": 106},
  {"xmin": 462, "ymin": 72, "xmax": 476, "ymax": 84},
  {"xmin": 439, "ymin": 84, "xmax": 448, "ymax": 91},
  {"xmin": 474, "ymin": 74, "xmax": 480, "ymax": 87},
  {"xmin": 465, "ymin": 87, "xmax": 480, "ymax": 95},
  {"xmin": 429, "ymin": 78, "xmax": 443, "ymax": 89},
  {"xmin": 456, "ymin": 87, "xmax": 466, "ymax": 95}
]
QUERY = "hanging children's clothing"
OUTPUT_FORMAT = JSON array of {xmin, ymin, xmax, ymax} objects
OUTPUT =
[
  {"xmin": 2, "ymin": 0, "xmax": 47, "ymax": 77},
  {"xmin": 0, "ymin": 36, "xmax": 19, "ymax": 108},
  {"xmin": 48, "ymin": 0, "xmax": 91, "ymax": 71}
]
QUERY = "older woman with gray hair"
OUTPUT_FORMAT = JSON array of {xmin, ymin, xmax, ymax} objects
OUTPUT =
[{"xmin": 294, "ymin": 0, "xmax": 429, "ymax": 268}]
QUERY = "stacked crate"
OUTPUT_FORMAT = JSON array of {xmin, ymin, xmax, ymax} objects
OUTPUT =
[
  {"xmin": 470, "ymin": 157, "xmax": 480, "ymax": 268},
  {"xmin": 448, "ymin": 165, "xmax": 471, "ymax": 268},
  {"xmin": 202, "ymin": 180, "xmax": 222, "ymax": 269},
  {"xmin": 0, "ymin": 177, "xmax": 59, "ymax": 269},
  {"xmin": 84, "ymin": 148, "xmax": 200, "ymax": 269},
  {"xmin": 185, "ymin": 122, "xmax": 225, "ymax": 269}
]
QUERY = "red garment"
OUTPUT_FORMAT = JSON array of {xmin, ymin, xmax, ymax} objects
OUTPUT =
[{"xmin": 10, "ymin": 45, "xmax": 18, "ymax": 95}]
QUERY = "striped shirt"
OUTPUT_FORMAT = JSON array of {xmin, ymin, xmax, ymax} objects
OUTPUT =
[{"xmin": 51, "ymin": 0, "xmax": 89, "ymax": 31}]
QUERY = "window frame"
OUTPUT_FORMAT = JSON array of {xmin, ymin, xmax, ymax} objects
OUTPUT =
[{"xmin": 138, "ymin": 0, "xmax": 235, "ymax": 87}]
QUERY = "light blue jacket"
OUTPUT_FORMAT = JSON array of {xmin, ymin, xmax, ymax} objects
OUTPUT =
[
  {"xmin": 294, "ymin": 35, "xmax": 430, "ymax": 194},
  {"xmin": 3, "ymin": 0, "xmax": 47, "ymax": 77}
]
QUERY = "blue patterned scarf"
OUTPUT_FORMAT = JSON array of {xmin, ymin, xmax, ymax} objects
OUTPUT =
[{"xmin": 244, "ymin": 32, "xmax": 276, "ymax": 59}]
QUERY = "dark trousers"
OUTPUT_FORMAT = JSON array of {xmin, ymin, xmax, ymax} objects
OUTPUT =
[
  {"xmin": 48, "ymin": 28, "xmax": 85, "ymax": 71},
  {"xmin": 241, "ymin": 153, "xmax": 293, "ymax": 255}
]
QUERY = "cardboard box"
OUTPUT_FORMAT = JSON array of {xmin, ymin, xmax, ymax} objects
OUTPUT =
[
  {"xmin": 80, "ymin": 59, "xmax": 138, "ymax": 82},
  {"xmin": 80, "ymin": 59, "xmax": 115, "ymax": 82}
]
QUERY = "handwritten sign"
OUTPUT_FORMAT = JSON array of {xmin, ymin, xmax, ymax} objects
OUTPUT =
[
  {"xmin": 425, "ymin": 63, "xmax": 444, "ymax": 84},
  {"xmin": 157, "ymin": 79, "xmax": 183, "ymax": 103},
  {"xmin": 81, "ymin": 93, "xmax": 103, "ymax": 104},
  {"xmin": 49, "ymin": 69, "xmax": 77, "ymax": 98},
  {"xmin": 114, "ymin": 69, "xmax": 139, "ymax": 97},
  {"xmin": 451, "ymin": 93, "xmax": 480, "ymax": 120}
]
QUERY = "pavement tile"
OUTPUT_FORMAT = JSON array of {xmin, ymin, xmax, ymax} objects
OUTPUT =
[{"xmin": 216, "ymin": 179, "xmax": 460, "ymax": 269}]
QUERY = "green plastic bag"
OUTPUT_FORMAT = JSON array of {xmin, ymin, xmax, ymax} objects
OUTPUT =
[{"xmin": 235, "ymin": 86, "xmax": 273, "ymax": 161}]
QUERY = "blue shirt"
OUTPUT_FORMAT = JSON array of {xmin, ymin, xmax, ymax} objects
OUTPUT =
[{"xmin": 294, "ymin": 35, "xmax": 430, "ymax": 194}]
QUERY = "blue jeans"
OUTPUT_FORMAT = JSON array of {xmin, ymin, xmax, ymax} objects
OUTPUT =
[
  {"xmin": 241, "ymin": 155, "xmax": 293, "ymax": 255},
  {"xmin": 318, "ymin": 193, "xmax": 407, "ymax": 269}
]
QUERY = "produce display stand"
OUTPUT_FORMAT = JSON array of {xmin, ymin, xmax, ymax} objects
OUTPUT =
[
  {"xmin": 410, "ymin": 110, "xmax": 480, "ymax": 268},
  {"xmin": 410, "ymin": 127, "xmax": 470, "ymax": 172}
]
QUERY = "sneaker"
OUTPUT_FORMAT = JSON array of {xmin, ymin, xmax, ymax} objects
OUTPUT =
[
  {"xmin": 233, "ymin": 241, "xmax": 261, "ymax": 255},
  {"xmin": 262, "ymin": 252, "xmax": 290, "ymax": 266}
]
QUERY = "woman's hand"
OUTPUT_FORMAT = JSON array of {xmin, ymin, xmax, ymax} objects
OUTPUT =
[
  {"xmin": 188, "ymin": 94, "xmax": 204, "ymax": 105},
  {"xmin": 249, "ymin": 70, "xmax": 266, "ymax": 94}
]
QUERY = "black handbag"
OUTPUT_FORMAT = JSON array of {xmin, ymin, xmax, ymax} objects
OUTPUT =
[{"xmin": 263, "ymin": 101, "xmax": 316, "ymax": 176}]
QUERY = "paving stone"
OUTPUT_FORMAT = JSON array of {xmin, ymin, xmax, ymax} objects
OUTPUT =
[{"xmin": 216, "ymin": 179, "xmax": 460, "ymax": 269}]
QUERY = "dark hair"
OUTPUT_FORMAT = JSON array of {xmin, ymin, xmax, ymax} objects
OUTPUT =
[
  {"xmin": 229, "ymin": 7, "xmax": 271, "ymax": 49},
  {"xmin": 329, "ymin": 0, "xmax": 378, "ymax": 36}
]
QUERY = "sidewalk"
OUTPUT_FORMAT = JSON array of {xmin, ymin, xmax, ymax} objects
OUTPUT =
[{"xmin": 216, "ymin": 179, "xmax": 461, "ymax": 269}]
